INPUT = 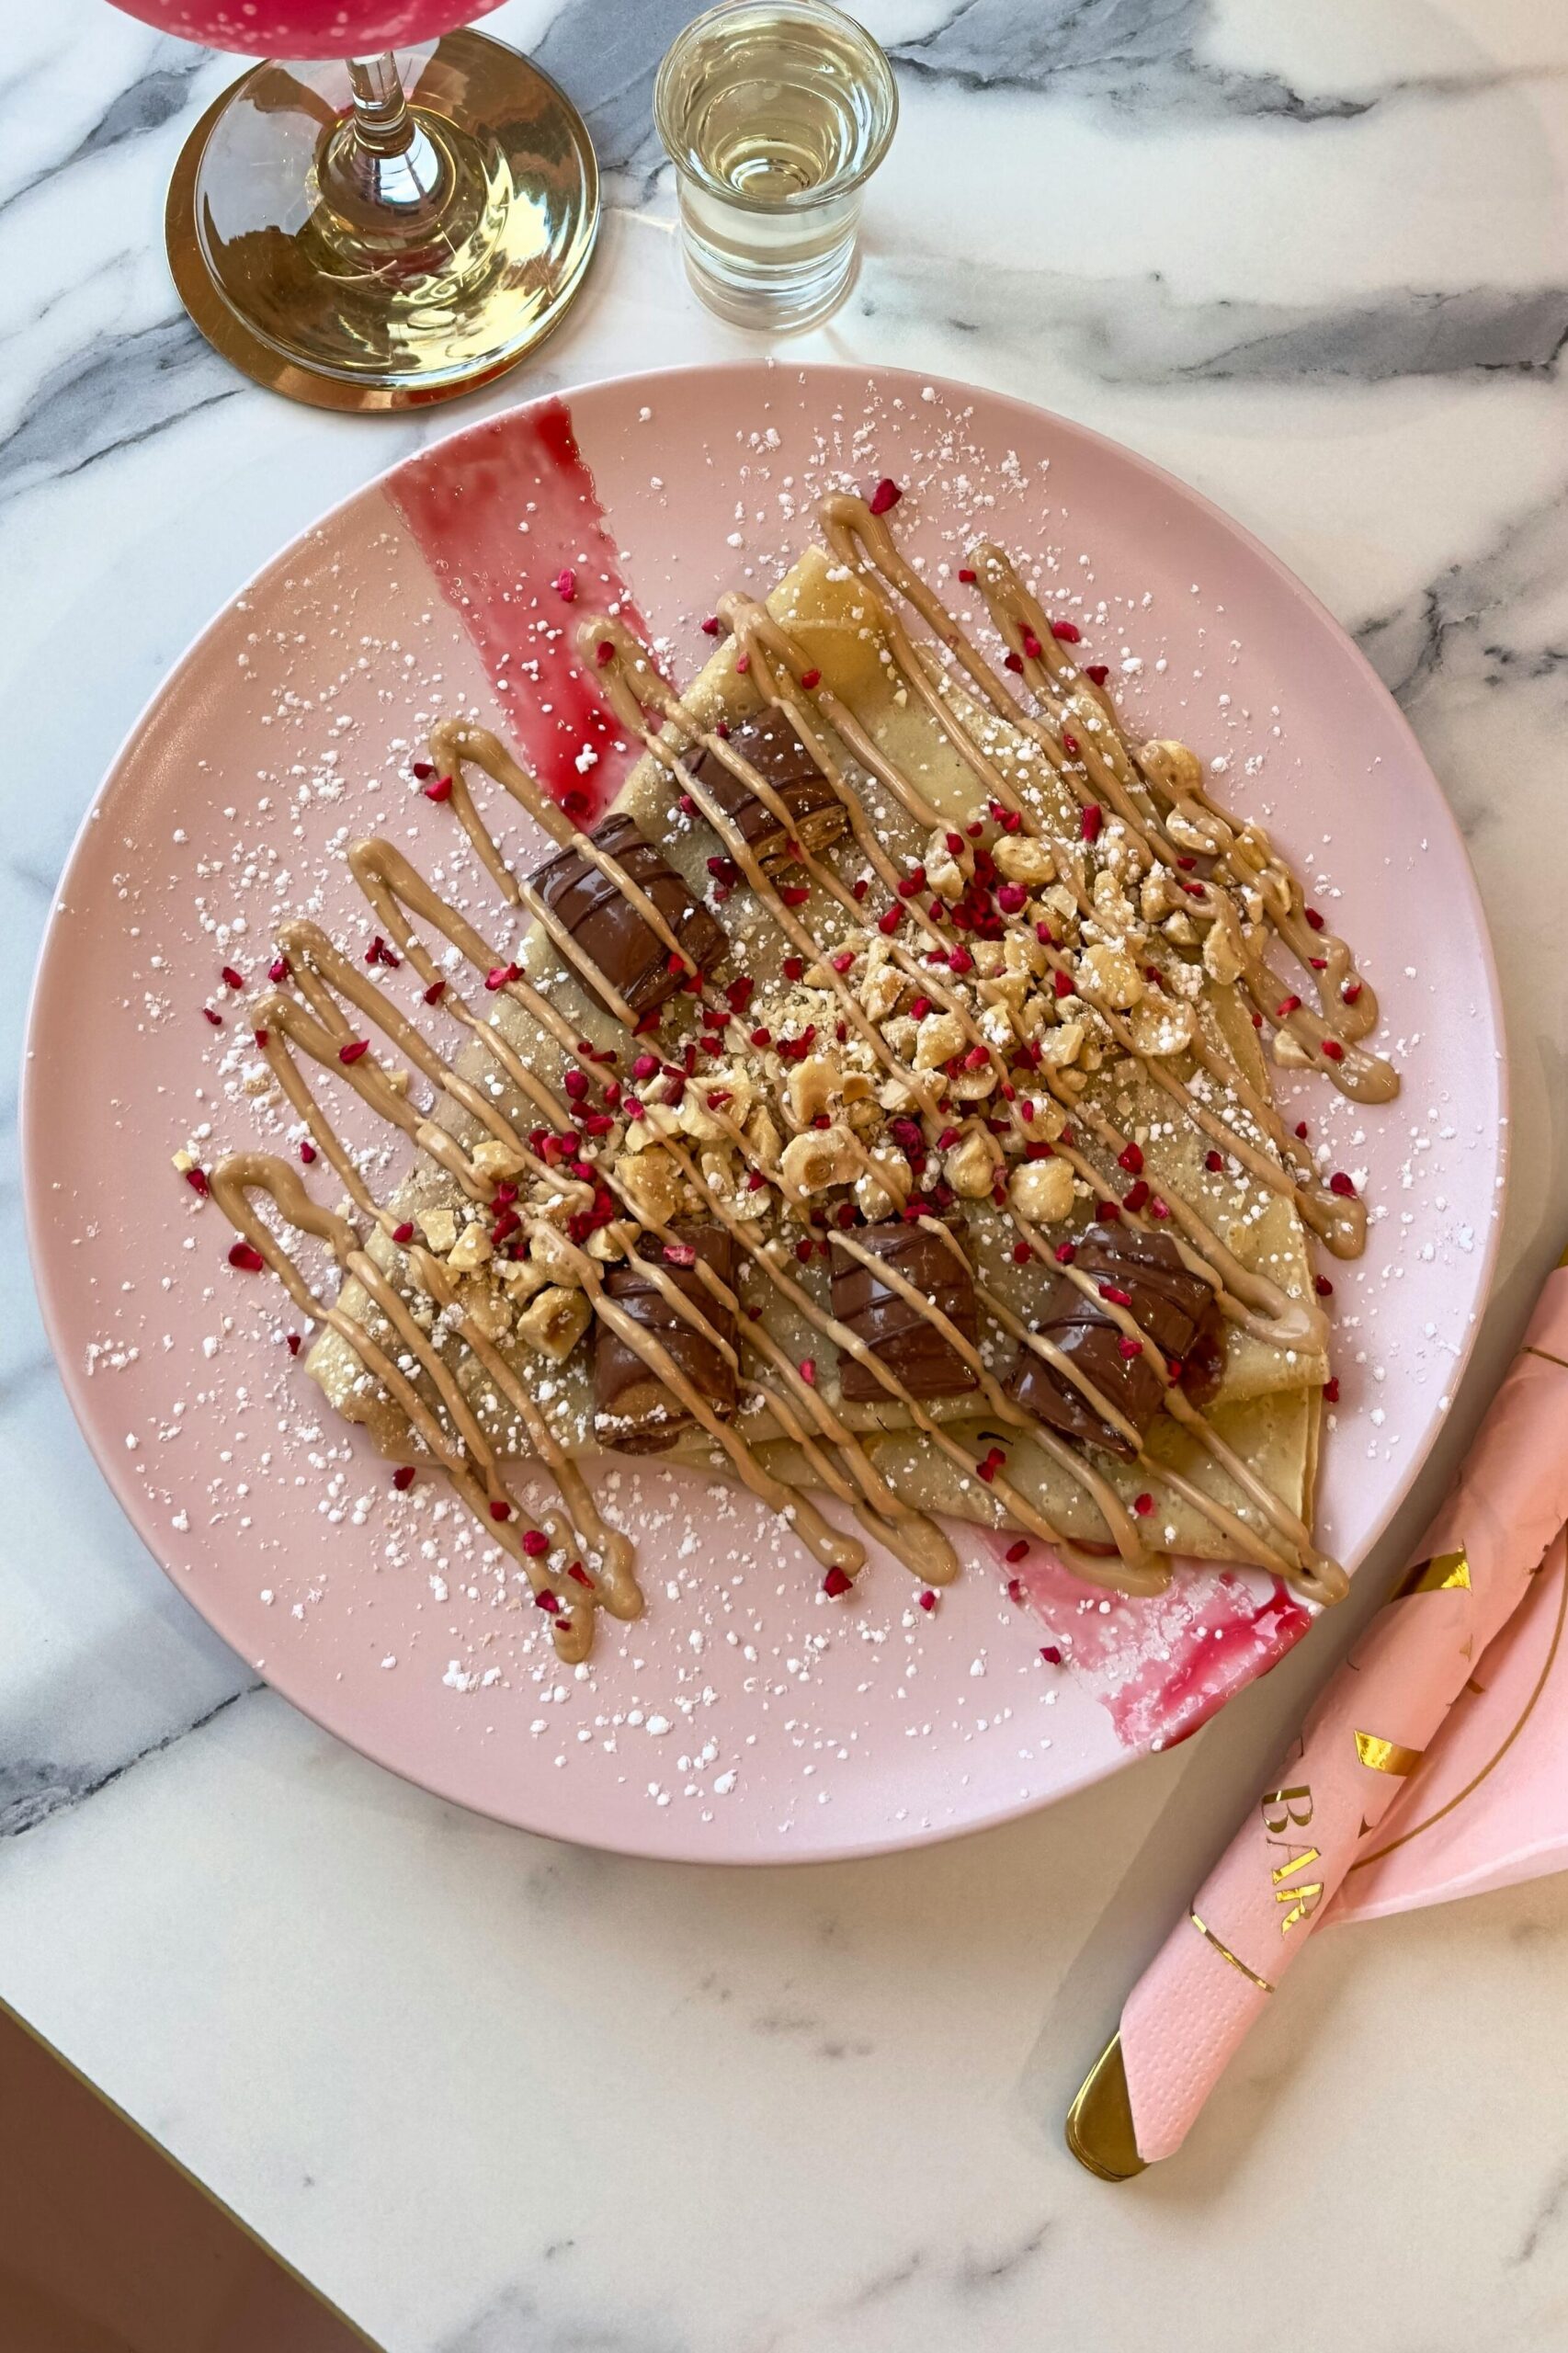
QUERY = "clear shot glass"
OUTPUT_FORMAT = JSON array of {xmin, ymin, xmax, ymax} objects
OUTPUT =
[{"xmin": 653, "ymin": 0, "xmax": 898, "ymax": 333}]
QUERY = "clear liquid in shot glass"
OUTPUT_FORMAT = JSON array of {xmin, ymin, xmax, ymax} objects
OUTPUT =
[{"xmin": 655, "ymin": 1, "xmax": 898, "ymax": 331}]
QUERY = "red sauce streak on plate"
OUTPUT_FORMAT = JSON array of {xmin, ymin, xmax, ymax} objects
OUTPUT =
[
  {"xmin": 991, "ymin": 1535, "xmax": 1312, "ymax": 1752},
  {"xmin": 387, "ymin": 400, "xmax": 646, "ymax": 824}
]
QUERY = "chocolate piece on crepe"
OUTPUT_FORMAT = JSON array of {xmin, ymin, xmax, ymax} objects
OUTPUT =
[
  {"xmin": 594, "ymin": 1221, "xmax": 739, "ymax": 1454},
  {"xmin": 831, "ymin": 1221, "xmax": 980, "ymax": 1403},
  {"xmin": 531, "ymin": 811, "xmax": 726, "ymax": 1020},
  {"xmin": 680, "ymin": 707, "xmax": 847, "ymax": 870},
  {"xmin": 1006, "ymin": 1222, "xmax": 1226, "ymax": 1460}
]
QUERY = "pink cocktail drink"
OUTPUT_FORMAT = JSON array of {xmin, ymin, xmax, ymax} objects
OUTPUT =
[{"xmin": 108, "ymin": 0, "xmax": 505, "ymax": 61}]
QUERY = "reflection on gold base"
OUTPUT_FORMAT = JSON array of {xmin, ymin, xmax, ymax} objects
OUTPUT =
[
  {"xmin": 165, "ymin": 32, "xmax": 599, "ymax": 414},
  {"xmin": 1064, "ymin": 2031, "xmax": 1148, "ymax": 2181}
]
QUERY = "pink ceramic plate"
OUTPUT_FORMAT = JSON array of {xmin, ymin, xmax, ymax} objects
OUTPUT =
[{"xmin": 22, "ymin": 363, "xmax": 1506, "ymax": 1862}]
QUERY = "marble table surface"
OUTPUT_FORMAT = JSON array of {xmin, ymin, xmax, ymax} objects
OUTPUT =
[{"xmin": 5, "ymin": 2, "xmax": 1567, "ymax": 2346}]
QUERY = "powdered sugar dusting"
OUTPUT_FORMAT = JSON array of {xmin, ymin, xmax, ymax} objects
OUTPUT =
[{"xmin": 24, "ymin": 363, "xmax": 1505, "ymax": 1858}]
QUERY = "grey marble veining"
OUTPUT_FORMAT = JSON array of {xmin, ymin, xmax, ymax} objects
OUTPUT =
[
  {"xmin": 889, "ymin": 0, "xmax": 1551, "ymax": 119},
  {"xmin": 1, "ymin": 0, "xmax": 1566, "ymax": 2347},
  {"xmin": 857, "ymin": 258, "xmax": 1568, "ymax": 386}
]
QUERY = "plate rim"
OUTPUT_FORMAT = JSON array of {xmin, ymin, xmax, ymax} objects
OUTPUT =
[{"xmin": 20, "ymin": 357, "xmax": 1511, "ymax": 1863}]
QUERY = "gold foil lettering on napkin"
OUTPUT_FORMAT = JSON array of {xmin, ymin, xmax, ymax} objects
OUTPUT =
[
  {"xmin": 1189, "ymin": 1912, "xmax": 1276, "ymax": 1994},
  {"xmin": 1354, "ymin": 1731, "xmax": 1424, "ymax": 1777},
  {"xmin": 1259, "ymin": 1784, "xmax": 1313, "ymax": 1835},
  {"xmin": 1393, "ymin": 1548, "xmax": 1471, "ymax": 1599}
]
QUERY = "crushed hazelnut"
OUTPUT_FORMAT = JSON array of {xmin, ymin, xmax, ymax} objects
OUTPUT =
[
  {"xmin": 1201, "ymin": 915, "xmax": 1245, "ymax": 987},
  {"xmin": 854, "ymin": 1145, "xmax": 912, "ymax": 1220},
  {"xmin": 993, "ymin": 834, "xmax": 1054, "ymax": 888},
  {"xmin": 516, "ymin": 1285, "xmax": 592, "ymax": 1362},
  {"xmin": 924, "ymin": 825, "xmax": 968, "ymax": 901},
  {"xmin": 1129, "ymin": 996, "xmax": 1198, "ymax": 1057},
  {"xmin": 787, "ymin": 1054, "xmax": 840, "ymax": 1126},
  {"xmin": 1038, "ymin": 1020, "xmax": 1085, "ymax": 1070},
  {"xmin": 913, "ymin": 1011, "xmax": 967, "ymax": 1070},
  {"xmin": 1140, "ymin": 738, "xmax": 1204, "ymax": 799},
  {"xmin": 457, "ymin": 1274, "xmax": 513, "ymax": 1342},
  {"xmin": 779, "ymin": 1124, "xmax": 858, "ymax": 1194},
  {"xmin": 1077, "ymin": 941, "xmax": 1145, "ymax": 1010},
  {"xmin": 446, "ymin": 1222, "xmax": 494, "ymax": 1273},
  {"xmin": 944, "ymin": 1124, "xmax": 999, "ymax": 1200},
  {"xmin": 416, "ymin": 1205, "xmax": 459, "ymax": 1254},
  {"xmin": 1009, "ymin": 1157, "xmax": 1075, "ymax": 1223},
  {"xmin": 472, "ymin": 1137, "xmax": 529, "ymax": 1183},
  {"xmin": 613, "ymin": 1149, "xmax": 685, "ymax": 1227}
]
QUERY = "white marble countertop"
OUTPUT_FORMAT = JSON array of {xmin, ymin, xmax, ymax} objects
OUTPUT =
[{"xmin": 4, "ymin": 2, "xmax": 1567, "ymax": 2345}]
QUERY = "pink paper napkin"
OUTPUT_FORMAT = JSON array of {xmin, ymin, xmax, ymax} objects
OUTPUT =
[{"xmin": 1110, "ymin": 1262, "xmax": 1568, "ymax": 2165}]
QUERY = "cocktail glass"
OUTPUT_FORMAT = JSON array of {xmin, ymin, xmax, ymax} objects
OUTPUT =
[{"xmin": 106, "ymin": 0, "xmax": 599, "ymax": 409}]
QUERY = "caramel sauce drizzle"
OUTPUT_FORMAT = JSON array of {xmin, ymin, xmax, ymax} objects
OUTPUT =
[
  {"xmin": 823, "ymin": 497, "xmax": 1398, "ymax": 1112},
  {"xmin": 233, "ymin": 913, "xmax": 875, "ymax": 1633},
  {"xmin": 208, "ymin": 502, "xmax": 1392, "ymax": 1640},
  {"xmin": 210, "ymin": 1154, "xmax": 613, "ymax": 1664},
  {"xmin": 581, "ymin": 619, "xmax": 1339, "ymax": 1597},
  {"xmin": 701, "ymin": 596, "xmax": 1355, "ymax": 1285},
  {"xmin": 399, "ymin": 729, "xmax": 960, "ymax": 1584},
  {"xmin": 217, "ymin": 718, "xmax": 1002, "ymax": 1636},
  {"xmin": 806, "ymin": 506, "xmax": 1377, "ymax": 1257}
]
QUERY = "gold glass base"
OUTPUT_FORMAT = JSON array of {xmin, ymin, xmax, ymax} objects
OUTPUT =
[{"xmin": 165, "ymin": 31, "xmax": 599, "ymax": 415}]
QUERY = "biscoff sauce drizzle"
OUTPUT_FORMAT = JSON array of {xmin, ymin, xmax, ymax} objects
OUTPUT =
[
  {"xmin": 259, "ymin": 713, "xmax": 1046, "ymax": 1606},
  {"xmin": 788, "ymin": 515, "xmax": 1374, "ymax": 1258},
  {"xmin": 419, "ymin": 610, "xmax": 1335, "ymax": 1598},
  {"xmin": 209, "ymin": 1154, "xmax": 610, "ymax": 1662},
  {"xmin": 245, "ymin": 980, "xmax": 642, "ymax": 1632},
  {"xmin": 208, "ymin": 506, "xmax": 1378, "ymax": 1637},
  {"xmin": 577, "ymin": 624, "xmax": 1178, "ymax": 1585},
  {"xmin": 824, "ymin": 495, "xmax": 1398, "ymax": 1109},
  {"xmin": 249, "ymin": 1013, "xmax": 634, "ymax": 1612},
  {"xmin": 582, "ymin": 620, "xmax": 1337, "ymax": 1597},
  {"xmin": 405, "ymin": 723, "xmax": 960, "ymax": 1585},
  {"xmin": 704, "ymin": 589, "xmax": 1358, "ymax": 1278},
  {"xmin": 234, "ymin": 897, "xmax": 877, "ymax": 1610}
]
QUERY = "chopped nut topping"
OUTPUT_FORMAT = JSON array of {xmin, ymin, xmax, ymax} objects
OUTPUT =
[
  {"xmin": 993, "ymin": 834, "xmax": 1054, "ymax": 888},
  {"xmin": 613, "ymin": 1149, "xmax": 685, "ymax": 1227},
  {"xmin": 779, "ymin": 1123, "xmax": 858, "ymax": 1194},
  {"xmin": 913, "ymin": 1010, "xmax": 967, "ymax": 1070},
  {"xmin": 1201, "ymin": 914, "xmax": 1245, "ymax": 987},
  {"xmin": 446, "ymin": 1222, "xmax": 494, "ymax": 1273},
  {"xmin": 472, "ymin": 1136, "xmax": 529, "ymax": 1182},
  {"xmin": 1009, "ymin": 1157, "xmax": 1075, "ymax": 1223},
  {"xmin": 516, "ymin": 1285, "xmax": 592, "ymax": 1362},
  {"xmin": 1129, "ymin": 996, "xmax": 1198, "ymax": 1057},
  {"xmin": 1078, "ymin": 940, "xmax": 1145, "ymax": 1010},
  {"xmin": 1140, "ymin": 737, "xmax": 1204, "ymax": 798},
  {"xmin": 924, "ymin": 825, "xmax": 968, "ymax": 901},
  {"xmin": 417, "ymin": 1205, "xmax": 459, "ymax": 1255},
  {"xmin": 1038, "ymin": 1020, "xmax": 1085, "ymax": 1069},
  {"xmin": 944, "ymin": 1123, "xmax": 999, "ymax": 1200},
  {"xmin": 854, "ymin": 1144, "xmax": 912, "ymax": 1220},
  {"xmin": 457, "ymin": 1273, "xmax": 513, "ymax": 1341},
  {"xmin": 787, "ymin": 1053, "xmax": 840, "ymax": 1126}
]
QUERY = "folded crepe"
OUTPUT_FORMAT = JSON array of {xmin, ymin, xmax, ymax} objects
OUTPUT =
[{"xmin": 211, "ymin": 495, "xmax": 1397, "ymax": 1653}]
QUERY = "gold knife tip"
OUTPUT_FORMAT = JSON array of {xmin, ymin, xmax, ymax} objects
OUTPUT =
[{"xmin": 1064, "ymin": 2031, "xmax": 1148, "ymax": 2182}]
